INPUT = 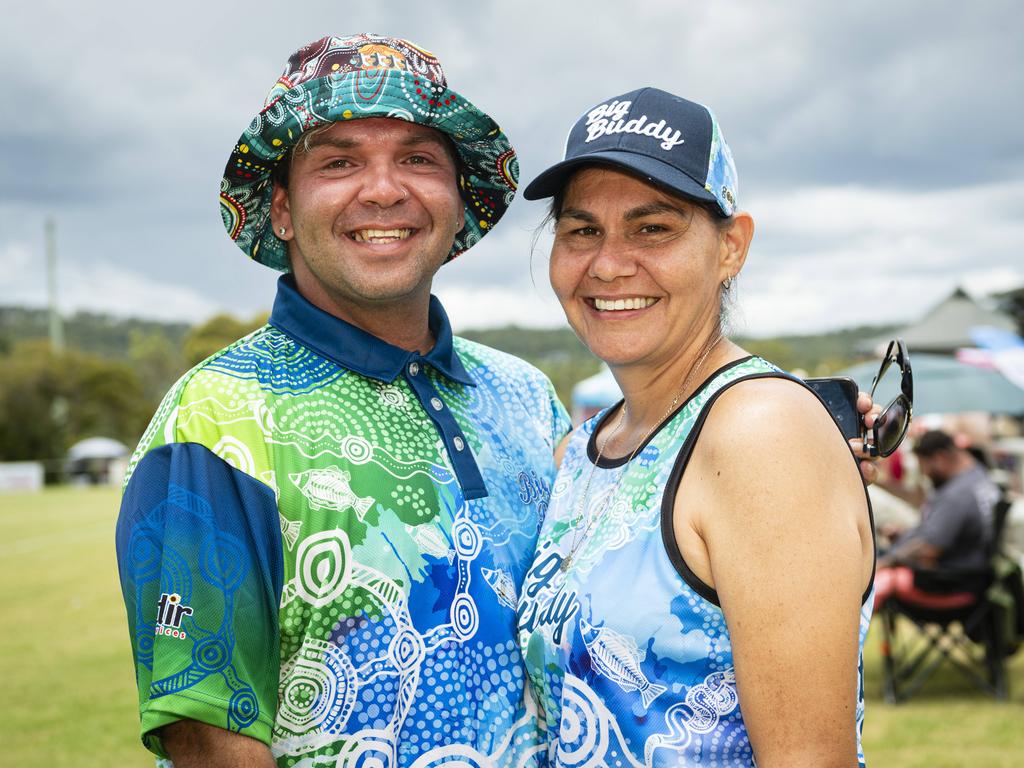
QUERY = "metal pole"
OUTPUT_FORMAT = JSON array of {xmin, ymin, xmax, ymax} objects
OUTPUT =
[{"xmin": 45, "ymin": 216, "xmax": 64, "ymax": 353}]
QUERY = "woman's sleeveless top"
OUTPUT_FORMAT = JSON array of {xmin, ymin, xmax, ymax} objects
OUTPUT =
[{"xmin": 517, "ymin": 356, "xmax": 874, "ymax": 767}]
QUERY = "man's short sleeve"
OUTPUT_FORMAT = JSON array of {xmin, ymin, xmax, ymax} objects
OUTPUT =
[
  {"xmin": 916, "ymin": 492, "xmax": 975, "ymax": 552},
  {"xmin": 548, "ymin": 381, "xmax": 573, "ymax": 448},
  {"xmin": 115, "ymin": 442, "xmax": 284, "ymax": 757}
]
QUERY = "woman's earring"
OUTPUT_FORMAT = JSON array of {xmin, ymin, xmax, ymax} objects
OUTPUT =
[{"xmin": 722, "ymin": 275, "xmax": 733, "ymax": 290}]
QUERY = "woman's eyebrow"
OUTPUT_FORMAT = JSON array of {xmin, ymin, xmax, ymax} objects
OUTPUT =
[
  {"xmin": 558, "ymin": 208, "xmax": 598, "ymax": 223},
  {"xmin": 624, "ymin": 201, "xmax": 689, "ymax": 221}
]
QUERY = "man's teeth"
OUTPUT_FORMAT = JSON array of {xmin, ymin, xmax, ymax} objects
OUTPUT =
[
  {"xmin": 593, "ymin": 297, "xmax": 657, "ymax": 311},
  {"xmin": 351, "ymin": 228, "xmax": 412, "ymax": 243}
]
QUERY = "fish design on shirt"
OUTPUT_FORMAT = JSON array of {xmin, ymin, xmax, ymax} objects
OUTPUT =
[
  {"xmin": 579, "ymin": 616, "xmax": 667, "ymax": 707},
  {"xmin": 289, "ymin": 467, "xmax": 375, "ymax": 520},
  {"xmin": 482, "ymin": 567, "xmax": 517, "ymax": 610},
  {"xmin": 405, "ymin": 523, "xmax": 455, "ymax": 564},
  {"xmin": 279, "ymin": 514, "xmax": 303, "ymax": 551},
  {"xmin": 645, "ymin": 669, "xmax": 739, "ymax": 765}
]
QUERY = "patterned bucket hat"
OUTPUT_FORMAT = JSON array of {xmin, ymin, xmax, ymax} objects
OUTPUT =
[{"xmin": 220, "ymin": 34, "xmax": 519, "ymax": 271}]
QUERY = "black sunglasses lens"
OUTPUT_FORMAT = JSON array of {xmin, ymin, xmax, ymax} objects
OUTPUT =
[{"xmin": 876, "ymin": 398, "xmax": 909, "ymax": 457}]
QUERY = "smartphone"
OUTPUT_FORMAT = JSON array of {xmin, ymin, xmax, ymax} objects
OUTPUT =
[{"xmin": 804, "ymin": 377, "xmax": 862, "ymax": 441}]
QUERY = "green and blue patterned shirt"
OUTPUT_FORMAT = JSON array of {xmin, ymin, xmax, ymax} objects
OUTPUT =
[{"xmin": 116, "ymin": 276, "xmax": 570, "ymax": 766}]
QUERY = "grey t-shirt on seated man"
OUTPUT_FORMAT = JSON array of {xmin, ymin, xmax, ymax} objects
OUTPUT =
[{"xmin": 909, "ymin": 463, "xmax": 1000, "ymax": 570}]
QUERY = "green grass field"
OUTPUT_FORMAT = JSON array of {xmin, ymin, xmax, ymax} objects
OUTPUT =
[{"xmin": 1, "ymin": 486, "xmax": 1021, "ymax": 766}]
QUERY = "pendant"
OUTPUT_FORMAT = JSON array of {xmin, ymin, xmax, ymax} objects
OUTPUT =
[{"xmin": 560, "ymin": 555, "xmax": 572, "ymax": 573}]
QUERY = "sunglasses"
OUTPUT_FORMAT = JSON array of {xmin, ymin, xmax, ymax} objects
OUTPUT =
[{"xmin": 866, "ymin": 339, "xmax": 913, "ymax": 458}]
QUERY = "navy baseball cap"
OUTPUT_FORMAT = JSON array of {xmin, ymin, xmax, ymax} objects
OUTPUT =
[{"xmin": 523, "ymin": 87, "xmax": 738, "ymax": 217}]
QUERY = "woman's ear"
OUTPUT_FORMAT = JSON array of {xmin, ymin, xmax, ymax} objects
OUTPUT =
[{"xmin": 718, "ymin": 211, "xmax": 754, "ymax": 283}]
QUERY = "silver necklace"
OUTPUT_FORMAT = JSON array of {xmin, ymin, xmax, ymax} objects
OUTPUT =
[{"xmin": 560, "ymin": 332, "xmax": 724, "ymax": 574}]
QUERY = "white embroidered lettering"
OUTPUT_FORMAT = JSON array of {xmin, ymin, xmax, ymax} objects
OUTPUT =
[{"xmin": 583, "ymin": 102, "xmax": 685, "ymax": 150}]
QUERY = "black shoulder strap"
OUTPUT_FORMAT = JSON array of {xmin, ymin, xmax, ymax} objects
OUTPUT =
[{"xmin": 659, "ymin": 371, "xmax": 876, "ymax": 607}]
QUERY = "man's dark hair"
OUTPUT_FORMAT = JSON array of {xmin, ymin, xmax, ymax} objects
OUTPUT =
[{"xmin": 913, "ymin": 429, "xmax": 956, "ymax": 458}]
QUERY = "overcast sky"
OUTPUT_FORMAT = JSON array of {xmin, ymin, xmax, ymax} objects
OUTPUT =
[{"xmin": 2, "ymin": 1, "xmax": 1022, "ymax": 337}]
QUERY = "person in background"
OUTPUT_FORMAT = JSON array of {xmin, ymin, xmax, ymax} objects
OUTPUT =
[
  {"xmin": 517, "ymin": 88, "xmax": 876, "ymax": 767},
  {"xmin": 115, "ymin": 34, "xmax": 569, "ymax": 767},
  {"xmin": 874, "ymin": 429, "xmax": 1001, "ymax": 610}
]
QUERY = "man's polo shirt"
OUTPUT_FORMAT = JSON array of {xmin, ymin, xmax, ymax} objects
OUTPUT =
[{"xmin": 116, "ymin": 276, "xmax": 571, "ymax": 766}]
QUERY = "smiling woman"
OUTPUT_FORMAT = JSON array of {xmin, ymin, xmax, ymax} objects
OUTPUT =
[
  {"xmin": 547, "ymin": 167, "xmax": 742, "ymax": 371},
  {"xmin": 517, "ymin": 88, "xmax": 877, "ymax": 768}
]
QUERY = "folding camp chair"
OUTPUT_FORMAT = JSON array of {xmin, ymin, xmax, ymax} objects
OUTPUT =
[{"xmin": 878, "ymin": 496, "xmax": 1023, "ymax": 703}]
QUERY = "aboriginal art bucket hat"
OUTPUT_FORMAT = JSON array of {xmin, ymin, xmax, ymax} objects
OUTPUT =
[{"xmin": 220, "ymin": 34, "xmax": 519, "ymax": 271}]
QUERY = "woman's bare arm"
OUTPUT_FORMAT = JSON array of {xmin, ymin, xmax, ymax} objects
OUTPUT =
[{"xmin": 680, "ymin": 378, "xmax": 871, "ymax": 768}]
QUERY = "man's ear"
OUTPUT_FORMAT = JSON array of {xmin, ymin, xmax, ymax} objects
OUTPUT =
[{"xmin": 270, "ymin": 183, "xmax": 293, "ymax": 241}]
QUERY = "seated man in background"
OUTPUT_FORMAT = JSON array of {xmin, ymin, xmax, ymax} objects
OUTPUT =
[{"xmin": 874, "ymin": 429, "xmax": 1002, "ymax": 610}]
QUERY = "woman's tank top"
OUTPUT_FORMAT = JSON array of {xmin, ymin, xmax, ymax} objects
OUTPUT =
[{"xmin": 517, "ymin": 356, "xmax": 874, "ymax": 767}]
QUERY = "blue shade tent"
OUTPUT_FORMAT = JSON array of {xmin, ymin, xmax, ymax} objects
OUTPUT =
[
  {"xmin": 572, "ymin": 366, "xmax": 621, "ymax": 409},
  {"xmin": 839, "ymin": 353, "xmax": 1024, "ymax": 416},
  {"xmin": 571, "ymin": 366, "xmax": 622, "ymax": 423}
]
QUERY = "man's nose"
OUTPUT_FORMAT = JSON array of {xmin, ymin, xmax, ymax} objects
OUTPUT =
[{"xmin": 357, "ymin": 163, "xmax": 409, "ymax": 208}]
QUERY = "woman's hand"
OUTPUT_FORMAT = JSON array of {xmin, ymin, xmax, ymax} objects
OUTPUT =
[{"xmin": 849, "ymin": 391, "xmax": 884, "ymax": 484}]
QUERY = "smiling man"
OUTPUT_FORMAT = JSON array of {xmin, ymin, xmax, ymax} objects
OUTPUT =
[{"xmin": 115, "ymin": 35, "xmax": 569, "ymax": 767}]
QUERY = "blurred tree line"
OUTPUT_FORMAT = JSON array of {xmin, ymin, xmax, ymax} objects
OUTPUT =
[
  {"xmin": 0, "ymin": 304, "xmax": 896, "ymax": 464},
  {"xmin": 0, "ymin": 309, "xmax": 266, "ymax": 462}
]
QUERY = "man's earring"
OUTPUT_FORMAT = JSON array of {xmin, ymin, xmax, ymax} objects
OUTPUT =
[{"xmin": 278, "ymin": 227, "xmax": 287, "ymax": 237}]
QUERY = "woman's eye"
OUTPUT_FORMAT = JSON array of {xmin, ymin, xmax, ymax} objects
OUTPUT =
[
  {"xmin": 573, "ymin": 226, "xmax": 599, "ymax": 236},
  {"xmin": 639, "ymin": 223, "xmax": 668, "ymax": 234}
]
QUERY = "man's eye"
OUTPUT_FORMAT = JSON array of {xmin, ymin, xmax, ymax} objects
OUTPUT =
[
  {"xmin": 407, "ymin": 154, "xmax": 433, "ymax": 165},
  {"xmin": 326, "ymin": 158, "xmax": 351, "ymax": 169}
]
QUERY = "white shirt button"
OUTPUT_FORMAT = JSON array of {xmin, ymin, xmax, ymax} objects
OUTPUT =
[
  {"xmin": 453, "ymin": 436, "xmax": 465, "ymax": 452},
  {"xmin": 430, "ymin": 397, "xmax": 443, "ymax": 411},
  {"xmin": 408, "ymin": 362, "xmax": 420, "ymax": 376}
]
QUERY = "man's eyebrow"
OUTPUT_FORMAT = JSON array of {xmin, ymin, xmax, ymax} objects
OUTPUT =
[
  {"xmin": 402, "ymin": 133, "xmax": 449, "ymax": 149},
  {"xmin": 623, "ymin": 201, "xmax": 690, "ymax": 220},
  {"xmin": 303, "ymin": 135, "xmax": 359, "ymax": 152},
  {"xmin": 302, "ymin": 131, "xmax": 452, "ymax": 155}
]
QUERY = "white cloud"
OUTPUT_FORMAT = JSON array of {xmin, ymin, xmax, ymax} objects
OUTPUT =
[
  {"xmin": 2, "ymin": 0, "xmax": 1022, "ymax": 338},
  {"xmin": 0, "ymin": 239, "xmax": 224, "ymax": 322},
  {"xmin": 733, "ymin": 180, "xmax": 1024, "ymax": 336}
]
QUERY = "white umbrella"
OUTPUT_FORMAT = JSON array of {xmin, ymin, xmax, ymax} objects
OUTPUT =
[{"xmin": 67, "ymin": 436, "xmax": 129, "ymax": 461}]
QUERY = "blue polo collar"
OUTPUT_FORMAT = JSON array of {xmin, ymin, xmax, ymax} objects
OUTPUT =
[
  {"xmin": 269, "ymin": 275, "xmax": 475, "ymax": 387},
  {"xmin": 268, "ymin": 275, "xmax": 488, "ymax": 500}
]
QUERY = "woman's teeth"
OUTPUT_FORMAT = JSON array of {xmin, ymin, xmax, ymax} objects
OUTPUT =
[{"xmin": 593, "ymin": 297, "xmax": 657, "ymax": 311}]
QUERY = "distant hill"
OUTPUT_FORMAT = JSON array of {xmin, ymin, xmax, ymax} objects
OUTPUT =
[
  {"xmin": 735, "ymin": 324, "xmax": 902, "ymax": 377},
  {"xmin": 0, "ymin": 304, "xmax": 898, "ymax": 404},
  {"xmin": 0, "ymin": 306, "xmax": 189, "ymax": 360}
]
